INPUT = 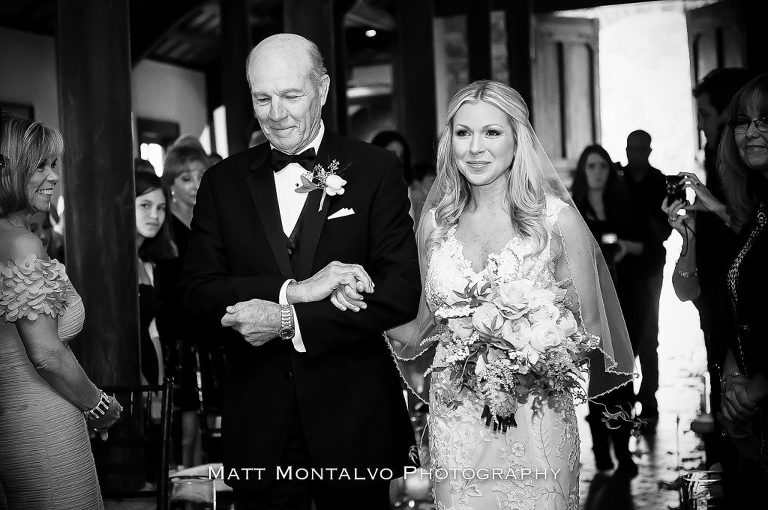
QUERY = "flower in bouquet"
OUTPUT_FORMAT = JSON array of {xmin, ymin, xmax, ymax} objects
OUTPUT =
[
  {"xmin": 493, "ymin": 279, "xmax": 535, "ymax": 320},
  {"xmin": 471, "ymin": 303, "xmax": 503, "ymax": 337}
]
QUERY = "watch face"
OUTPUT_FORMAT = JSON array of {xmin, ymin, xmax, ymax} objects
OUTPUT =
[{"xmin": 279, "ymin": 328, "xmax": 295, "ymax": 339}]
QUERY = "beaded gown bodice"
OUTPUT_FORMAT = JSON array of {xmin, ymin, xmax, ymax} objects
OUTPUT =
[{"xmin": 423, "ymin": 197, "xmax": 580, "ymax": 510}]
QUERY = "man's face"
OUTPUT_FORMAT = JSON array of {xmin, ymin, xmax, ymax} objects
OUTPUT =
[
  {"xmin": 247, "ymin": 50, "xmax": 329, "ymax": 154},
  {"xmin": 696, "ymin": 93, "xmax": 729, "ymax": 150},
  {"xmin": 625, "ymin": 139, "xmax": 651, "ymax": 168}
]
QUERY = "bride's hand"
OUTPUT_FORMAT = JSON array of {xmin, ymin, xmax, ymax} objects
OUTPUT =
[{"xmin": 330, "ymin": 282, "xmax": 368, "ymax": 312}]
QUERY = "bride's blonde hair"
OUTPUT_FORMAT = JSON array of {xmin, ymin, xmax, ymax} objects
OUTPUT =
[{"xmin": 429, "ymin": 80, "xmax": 548, "ymax": 256}]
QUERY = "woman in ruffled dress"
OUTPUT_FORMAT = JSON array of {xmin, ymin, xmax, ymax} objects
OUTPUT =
[{"xmin": 0, "ymin": 113, "xmax": 121, "ymax": 509}]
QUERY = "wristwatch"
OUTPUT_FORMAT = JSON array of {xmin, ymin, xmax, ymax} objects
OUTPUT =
[{"xmin": 279, "ymin": 304, "xmax": 295, "ymax": 340}]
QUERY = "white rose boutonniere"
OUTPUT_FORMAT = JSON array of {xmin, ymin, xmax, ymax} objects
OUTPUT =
[{"xmin": 296, "ymin": 159, "xmax": 348, "ymax": 211}]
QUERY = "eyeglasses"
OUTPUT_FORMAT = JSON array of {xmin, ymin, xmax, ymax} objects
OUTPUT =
[{"xmin": 729, "ymin": 115, "xmax": 768, "ymax": 133}]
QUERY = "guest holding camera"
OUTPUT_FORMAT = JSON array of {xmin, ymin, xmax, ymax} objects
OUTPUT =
[
  {"xmin": 662, "ymin": 69, "xmax": 751, "ymax": 470},
  {"xmin": 714, "ymin": 74, "xmax": 768, "ymax": 496},
  {"xmin": 572, "ymin": 144, "xmax": 642, "ymax": 475}
]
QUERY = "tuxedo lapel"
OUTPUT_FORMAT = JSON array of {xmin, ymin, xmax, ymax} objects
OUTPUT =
[
  {"xmin": 296, "ymin": 133, "xmax": 338, "ymax": 280},
  {"xmin": 246, "ymin": 148, "xmax": 293, "ymax": 279}
]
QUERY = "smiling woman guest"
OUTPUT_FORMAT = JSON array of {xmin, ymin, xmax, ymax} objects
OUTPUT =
[
  {"xmin": 714, "ymin": 74, "xmax": 768, "ymax": 498},
  {"xmin": 0, "ymin": 112, "xmax": 122, "ymax": 509}
]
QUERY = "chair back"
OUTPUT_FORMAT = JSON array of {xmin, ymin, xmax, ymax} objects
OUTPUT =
[{"xmin": 91, "ymin": 376, "xmax": 174, "ymax": 510}]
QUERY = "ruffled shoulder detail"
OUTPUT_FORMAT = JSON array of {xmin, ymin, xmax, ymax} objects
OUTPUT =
[
  {"xmin": 545, "ymin": 194, "xmax": 569, "ymax": 219},
  {"xmin": 0, "ymin": 254, "xmax": 72, "ymax": 323}
]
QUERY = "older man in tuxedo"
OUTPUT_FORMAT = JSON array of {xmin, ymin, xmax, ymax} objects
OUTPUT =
[{"xmin": 182, "ymin": 33, "xmax": 419, "ymax": 509}]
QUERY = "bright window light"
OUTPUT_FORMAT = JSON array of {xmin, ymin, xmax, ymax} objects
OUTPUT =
[{"xmin": 140, "ymin": 143, "xmax": 164, "ymax": 177}]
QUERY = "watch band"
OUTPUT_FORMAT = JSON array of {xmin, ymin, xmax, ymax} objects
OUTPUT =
[
  {"xmin": 280, "ymin": 304, "xmax": 295, "ymax": 340},
  {"xmin": 85, "ymin": 390, "xmax": 111, "ymax": 420}
]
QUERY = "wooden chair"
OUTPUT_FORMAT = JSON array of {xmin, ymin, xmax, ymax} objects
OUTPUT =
[
  {"xmin": 193, "ymin": 344, "xmax": 225, "ymax": 461},
  {"xmin": 90, "ymin": 377, "xmax": 174, "ymax": 510}
]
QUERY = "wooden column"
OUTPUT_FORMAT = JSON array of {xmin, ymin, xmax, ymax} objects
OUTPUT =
[
  {"xmin": 220, "ymin": 0, "xmax": 252, "ymax": 155},
  {"xmin": 56, "ymin": 0, "xmax": 138, "ymax": 387},
  {"xmin": 505, "ymin": 0, "xmax": 533, "ymax": 113},
  {"xmin": 283, "ymin": 0, "xmax": 351, "ymax": 134},
  {"xmin": 396, "ymin": 0, "xmax": 438, "ymax": 165},
  {"xmin": 467, "ymin": 0, "xmax": 492, "ymax": 82}
]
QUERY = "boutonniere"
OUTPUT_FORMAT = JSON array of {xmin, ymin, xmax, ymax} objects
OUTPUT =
[{"xmin": 295, "ymin": 158, "xmax": 349, "ymax": 211}]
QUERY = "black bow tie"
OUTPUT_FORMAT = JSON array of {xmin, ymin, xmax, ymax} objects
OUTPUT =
[{"xmin": 270, "ymin": 148, "xmax": 316, "ymax": 173}]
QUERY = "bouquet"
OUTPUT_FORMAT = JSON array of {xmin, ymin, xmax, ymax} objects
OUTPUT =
[{"xmin": 428, "ymin": 273, "xmax": 600, "ymax": 432}]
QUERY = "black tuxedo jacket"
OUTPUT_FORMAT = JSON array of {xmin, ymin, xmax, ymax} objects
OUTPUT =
[{"xmin": 181, "ymin": 130, "xmax": 419, "ymax": 488}]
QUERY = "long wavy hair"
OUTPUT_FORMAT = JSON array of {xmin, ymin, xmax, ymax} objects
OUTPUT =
[
  {"xmin": 430, "ymin": 80, "xmax": 548, "ymax": 256},
  {"xmin": 718, "ymin": 73, "xmax": 768, "ymax": 231},
  {"xmin": 0, "ymin": 112, "xmax": 63, "ymax": 217},
  {"xmin": 136, "ymin": 171, "xmax": 177, "ymax": 262},
  {"xmin": 571, "ymin": 144, "xmax": 625, "ymax": 212}
]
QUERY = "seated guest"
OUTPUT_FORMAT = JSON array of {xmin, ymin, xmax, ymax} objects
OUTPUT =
[{"xmin": 0, "ymin": 112, "xmax": 121, "ymax": 509}]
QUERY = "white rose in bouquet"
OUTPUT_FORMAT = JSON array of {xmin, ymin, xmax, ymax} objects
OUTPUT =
[
  {"xmin": 557, "ymin": 312, "xmax": 578, "ymax": 338},
  {"xmin": 501, "ymin": 319, "xmax": 533, "ymax": 350},
  {"xmin": 529, "ymin": 319, "xmax": 564, "ymax": 352},
  {"xmin": 447, "ymin": 317, "xmax": 475, "ymax": 340},
  {"xmin": 530, "ymin": 303, "xmax": 560, "ymax": 323},
  {"xmin": 494, "ymin": 280, "xmax": 534, "ymax": 319},
  {"xmin": 528, "ymin": 287, "xmax": 557, "ymax": 308},
  {"xmin": 472, "ymin": 303, "xmax": 503, "ymax": 336}
]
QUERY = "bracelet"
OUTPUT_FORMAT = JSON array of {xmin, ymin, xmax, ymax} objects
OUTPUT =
[
  {"xmin": 675, "ymin": 268, "xmax": 698, "ymax": 278},
  {"xmin": 720, "ymin": 372, "xmax": 744, "ymax": 394},
  {"xmin": 84, "ymin": 390, "xmax": 111, "ymax": 420}
]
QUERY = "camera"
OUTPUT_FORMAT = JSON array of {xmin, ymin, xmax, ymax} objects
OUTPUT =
[{"xmin": 665, "ymin": 175, "xmax": 686, "ymax": 204}]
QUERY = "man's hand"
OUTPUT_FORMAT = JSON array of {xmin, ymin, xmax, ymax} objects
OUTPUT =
[
  {"xmin": 221, "ymin": 299, "xmax": 281, "ymax": 347},
  {"xmin": 287, "ymin": 261, "xmax": 374, "ymax": 306}
]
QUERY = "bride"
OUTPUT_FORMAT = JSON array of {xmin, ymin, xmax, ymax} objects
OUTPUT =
[{"xmin": 386, "ymin": 81, "xmax": 635, "ymax": 509}]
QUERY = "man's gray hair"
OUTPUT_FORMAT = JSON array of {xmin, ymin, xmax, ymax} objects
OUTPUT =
[{"xmin": 305, "ymin": 40, "xmax": 328, "ymax": 87}]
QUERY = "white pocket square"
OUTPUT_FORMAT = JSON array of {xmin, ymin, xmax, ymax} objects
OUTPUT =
[{"xmin": 328, "ymin": 208, "xmax": 355, "ymax": 220}]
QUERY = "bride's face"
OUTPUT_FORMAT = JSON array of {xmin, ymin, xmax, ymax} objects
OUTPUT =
[{"xmin": 452, "ymin": 100, "xmax": 516, "ymax": 188}]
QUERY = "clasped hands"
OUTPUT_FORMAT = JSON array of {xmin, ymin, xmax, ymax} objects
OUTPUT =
[
  {"xmin": 221, "ymin": 261, "xmax": 375, "ymax": 347},
  {"xmin": 719, "ymin": 374, "xmax": 768, "ymax": 440},
  {"xmin": 88, "ymin": 394, "xmax": 123, "ymax": 441}
]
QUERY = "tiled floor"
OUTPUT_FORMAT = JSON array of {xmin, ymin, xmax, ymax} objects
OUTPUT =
[{"xmin": 578, "ymin": 234, "xmax": 711, "ymax": 510}]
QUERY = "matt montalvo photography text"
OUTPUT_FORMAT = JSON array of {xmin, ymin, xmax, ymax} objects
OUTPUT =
[
  {"xmin": 208, "ymin": 465, "xmax": 563, "ymax": 482},
  {"xmin": 208, "ymin": 465, "xmax": 397, "ymax": 482}
]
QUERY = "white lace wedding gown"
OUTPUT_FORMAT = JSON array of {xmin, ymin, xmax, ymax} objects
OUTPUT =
[{"xmin": 424, "ymin": 197, "xmax": 580, "ymax": 510}]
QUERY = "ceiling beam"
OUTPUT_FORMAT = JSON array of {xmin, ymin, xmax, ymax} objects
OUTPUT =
[{"xmin": 130, "ymin": 0, "xmax": 209, "ymax": 65}]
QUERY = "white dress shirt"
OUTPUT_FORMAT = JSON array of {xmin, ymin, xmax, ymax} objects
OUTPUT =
[{"xmin": 273, "ymin": 122, "xmax": 325, "ymax": 353}]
